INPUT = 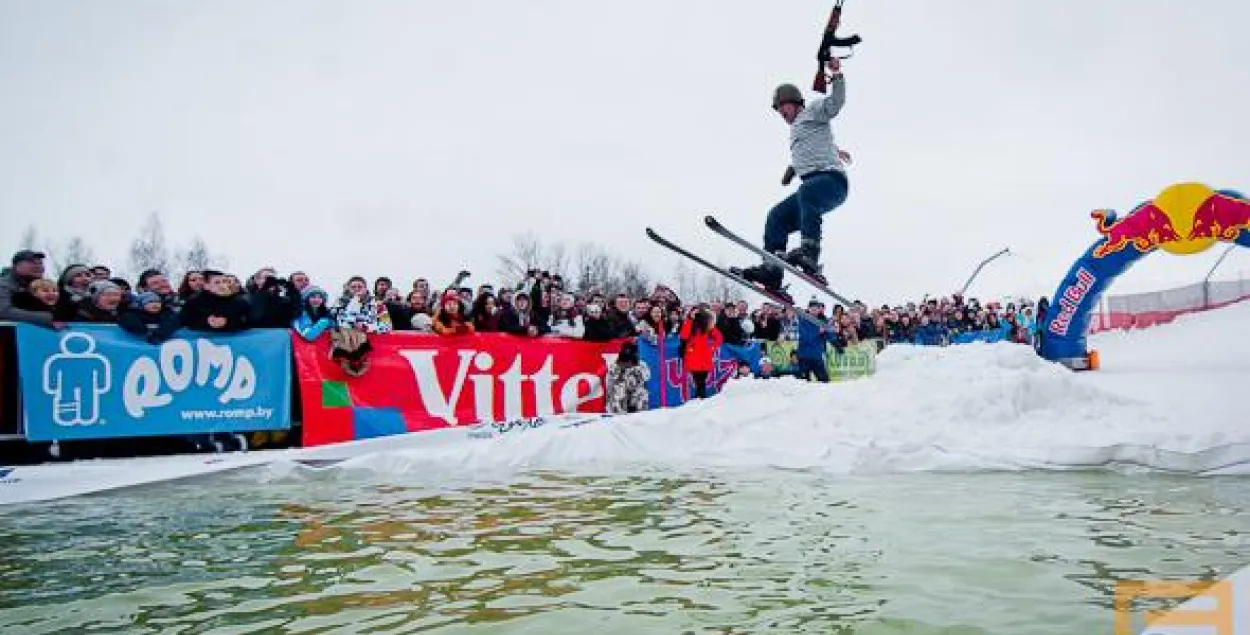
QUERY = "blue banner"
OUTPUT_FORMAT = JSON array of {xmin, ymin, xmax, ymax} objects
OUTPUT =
[
  {"xmin": 637, "ymin": 334, "xmax": 762, "ymax": 410},
  {"xmin": 951, "ymin": 330, "xmax": 1008, "ymax": 345},
  {"xmin": 14, "ymin": 324, "xmax": 292, "ymax": 442}
]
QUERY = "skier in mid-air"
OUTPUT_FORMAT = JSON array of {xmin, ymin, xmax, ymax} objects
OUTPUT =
[{"xmin": 735, "ymin": 56, "xmax": 851, "ymax": 301}]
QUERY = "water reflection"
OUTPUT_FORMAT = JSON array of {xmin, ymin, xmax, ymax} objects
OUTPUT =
[{"xmin": 0, "ymin": 470, "xmax": 1244, "ymax": 634}]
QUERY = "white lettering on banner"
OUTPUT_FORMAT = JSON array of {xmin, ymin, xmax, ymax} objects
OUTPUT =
[
  {"xmin": 399, "ymin": 348, "xmax": 614, "ymax": 426},
  {"xmin": 1049, "ymin": 268, "xmax": 1097, "ymax": 337},
  {"xmin": 561, "ymin": 373, "xmax": 603, "ymax": 412},
  {"xmin": 400, "ymin": 350, "xmax": 477, "ymax": 425},
  {"xmin": 123, "ymin": 338, "xmax": 258, "ymax": 418}
]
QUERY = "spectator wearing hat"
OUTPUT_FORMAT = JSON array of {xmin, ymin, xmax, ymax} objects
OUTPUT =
[
  {"xmin": 118, "ymin": 291, "xmax": 181, "ymax": 344},
  {"xmin": 0, "ymin": 250, "xmax": 62, "ymax": 328},
  {"xmin": 582, "ymin": 300, "xmax": 615, "ymax": 342},
  {"xmin": 432, "ymin": 289, "xmax": 474, "ymax": 336},
  {"xmin": 70, "ymin": 280, "xmax": 125, "ymax": 323},
  {"xmin": 292, "ymin": 286, "xmax": 334, "ymax": 342},
  {"xmin": 54, "ymin": 264, "xmax": 93, "ymax": 320}
]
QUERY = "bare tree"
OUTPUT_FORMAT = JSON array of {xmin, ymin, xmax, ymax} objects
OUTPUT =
[
  {"xmin": 618, "ymin": 260, "xmax": 652, "ymax": 299},
  {"xmin": 66, "ymin": 237, "xmax": 96, "ymax": 266},
  {"xmin": 175, "ymin": 235, "xmax": 226, "ymax": 278},
  {"xmin": 17, "ymin": 225, "xmax": 39, "ymax": 251},
  {"xmin": 496, "ymin": 232, "xmax": 544, "ymax": 284},
  {"xmin": 128, "ymin": 211, "xmax": 171, "ymax": 276}
]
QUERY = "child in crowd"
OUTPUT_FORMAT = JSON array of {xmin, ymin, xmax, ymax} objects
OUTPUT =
[
  {"xmin": 118, "ymin": 291, "xmax": 181, "ymax": 344},
  {"xmin": 606, "ymin": 341, "xmax": 650, "ymax": 414},
  {"xmin": 11, "ymin": 278, "xmax": 59, "ymax": 317}
]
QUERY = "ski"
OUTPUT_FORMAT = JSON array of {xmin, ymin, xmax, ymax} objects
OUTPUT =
[
  {"xmin": 703, "ymin": 215, "xmax": 857, "ymax": 308},
  {"xmin": 645, "ymin": 227, "xmax": 832, "ymax": 330}
]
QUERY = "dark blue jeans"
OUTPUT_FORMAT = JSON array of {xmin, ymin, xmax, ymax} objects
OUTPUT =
[
  {"xmin": 797, "ymin": 357, "xmax": 830, "ymax": 383},
  {"xmin": 763, "ymin": 171, "xmax": 849, "ymax": 253}
]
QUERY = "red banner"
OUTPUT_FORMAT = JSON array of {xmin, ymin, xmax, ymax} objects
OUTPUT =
[{"xmin": 293, "ymin": 332, "xmax": 625, "ymax": 447}]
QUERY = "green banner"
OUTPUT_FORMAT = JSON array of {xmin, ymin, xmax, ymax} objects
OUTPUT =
[{"xmin": 760, "ymin": 339, "xmax": 879, "ymax": 382}]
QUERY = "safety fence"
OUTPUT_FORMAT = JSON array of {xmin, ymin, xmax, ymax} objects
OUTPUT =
[
  {"xmin": 1, "ymin": 324, "xmax": 877, "ymax": 448},
  {"xmin": 1089, "ymin": 277, "xmax": 1250, "ymax": 332}
]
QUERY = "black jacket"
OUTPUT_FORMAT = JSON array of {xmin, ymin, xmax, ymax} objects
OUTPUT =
[
  {"xmin": 181, "ymin": 292, "xmax": 251, "ymax": 332},
  {"xmin": 118, "ymin": 306, "xmax": 182, "ymax": 343}
]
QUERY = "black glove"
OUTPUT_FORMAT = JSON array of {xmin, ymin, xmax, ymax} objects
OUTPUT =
[{"xmin": 781, "ymin": 166, "xmax": 796, "ymax": 186}]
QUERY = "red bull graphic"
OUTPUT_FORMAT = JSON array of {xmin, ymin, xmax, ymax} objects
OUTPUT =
[
  {"xmin": 1189, "ymin": 193, "xmax": 1250, "ymax": 242},
  {"xmin": 1090, "ymin": 205, "xmax": 1181, "ymax": 258},
  {"xmin": 1043, "ymin": 182, "xmax": 1250, "ymax": 367}
]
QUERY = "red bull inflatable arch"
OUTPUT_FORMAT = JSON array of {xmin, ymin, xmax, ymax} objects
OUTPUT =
[{"xmin": 1040, "ymin": 182, "xmax": 1250, "ymax": 370}]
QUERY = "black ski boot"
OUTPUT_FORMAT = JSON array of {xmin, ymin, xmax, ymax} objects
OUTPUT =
[
  {"xmin": 733, "ymin": 259, "xmax": 792, "ymax": 304},
  {"xmin": 784, "ymin": 239, "xmax": 826, "ymax": 283}
]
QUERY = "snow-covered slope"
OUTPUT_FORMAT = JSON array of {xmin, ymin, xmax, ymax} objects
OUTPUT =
[
  {"xmin": 4, "ymin": 302, "xmax": 1246, "ymax": 507},
  {"xmin": 290, "ymin": 301, "xmax": 1250, "ymax": 479}
]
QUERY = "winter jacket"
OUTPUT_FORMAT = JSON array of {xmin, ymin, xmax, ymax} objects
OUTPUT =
[
  {"xmin": 753, "ymin": 316, "xmax": 781, "ymax": 342},
  {"xmin": 181, "ymin": 292, "xmax": 251, "ymax": 332},
  {"xmin": 914, "ymin": 323, "xmax": 948, "ymax": 346},
  {"xmin": 0, "ymin": 268, "xmax": 54, "ymax": 326},
  {"xmin": 293, "ymin": 311, "xmax": 334, "ymax": 341},
  {"xmin": 118, "ymin": 306, "xmax": 182, "ymax": 344},
  {"xmin": 70, "ymin": 299, "xmax": 118, "ymax": 324},
  {"xmin": 582, "ymin": 316, "xmax": 616, "ymax": 342},
  {"xmin": 606, "ymin": 363, "xmax": 651, "ymax": 414},
  {"xmin": 500, "ymin": 306, "xmax": 547, "ymax": 337},
  {"xmin": 717, "ymin": 313, "xmax": 748, "ymax": 346},
  {"xmin": 605, "ymin": 309, "xmax": 636, "ymax": 339},
  {"xmin": 548, "ymin": 312, "xmax": 584, "ymax": 338},
  {"xmin": 679, "ymin": 319, "xmax": 723, "ymax": 373},
  {"xmin": 334, "ymin": 294, "xmax": 391, "ymax": 334},
  {"xmin": 246, "ymin": 279, "xmax": 300, "ymax": 329},
  {"xmin": 797, "ymin": 316, "xmax": 840, "ymax": 361},
  {"xmin": 432, "ymin": 311, "xmax": 474, "ymax": 336}
]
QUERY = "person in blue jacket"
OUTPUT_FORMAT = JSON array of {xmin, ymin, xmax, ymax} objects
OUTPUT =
[
  {"xmin": 913, "ymin": 314, "xmax": 948, "ymax": 346},
  {"xmin": 293, "ymin": 286, "xmax": 334, "ymax": 341},
  {"xmin": 796, "ymin": 298, "xmax": 841, "ymax": 382}
]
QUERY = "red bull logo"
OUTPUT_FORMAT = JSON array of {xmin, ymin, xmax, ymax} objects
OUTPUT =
[
  {"xmin": 1189, "ymin": 192, "xmax": 1250, "ymax": 242},
  {"xmin": 1091, "ymin": 183, "xmax": 1250, "ymax": 258}
]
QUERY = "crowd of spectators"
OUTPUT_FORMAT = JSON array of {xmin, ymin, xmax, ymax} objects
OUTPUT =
[
  {"xmin": 1, "ymin": 247, "xmax": 1050, "ymax": 402},
  {"xmin": 1, "ymin": 248, "xmax": 1049, "ymax": 356}
]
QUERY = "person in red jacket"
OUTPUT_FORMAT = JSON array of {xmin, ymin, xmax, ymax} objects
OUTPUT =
[{"xmin": 679, "ymin": 307, "xmax": 724, "ymax": 400}]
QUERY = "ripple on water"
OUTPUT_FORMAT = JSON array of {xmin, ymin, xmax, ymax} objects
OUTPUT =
[{"xmin": 0, "ymin": 469, "xmax": 1246, "ymax": 634}]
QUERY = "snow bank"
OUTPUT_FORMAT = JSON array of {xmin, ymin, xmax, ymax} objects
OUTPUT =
[{"xmin": 276, "ymin": 302, "xmax": 1250, "ymax": 479}]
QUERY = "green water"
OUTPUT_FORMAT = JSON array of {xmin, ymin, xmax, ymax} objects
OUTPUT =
[{"xmin": 0, "ymin": 468, "xmax": 1246, "ymax": 634}]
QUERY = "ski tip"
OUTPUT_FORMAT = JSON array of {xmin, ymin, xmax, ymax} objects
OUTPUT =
[{"xmin": 703, "ymin": 215, "xmax": 720, "ymax": 227}]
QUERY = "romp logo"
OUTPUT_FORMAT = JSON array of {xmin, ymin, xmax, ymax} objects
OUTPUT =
[
  {"xmin": 42, "ymin": 332, "xmax": 257, "ymax": 426},
  {"xmin": 0, "ymin": 467, "xmax": 19, "ymax": 484}
]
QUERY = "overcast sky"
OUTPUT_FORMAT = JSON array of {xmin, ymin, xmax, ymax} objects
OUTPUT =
[{"xmin": 2, "ymin": 0, "xmax": 1248, "ymax": 304}]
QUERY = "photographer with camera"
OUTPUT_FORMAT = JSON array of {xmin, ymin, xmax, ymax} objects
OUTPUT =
[{"xmin": 245, "ymin": 267, "xmax": 300, "ymax": 329}]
